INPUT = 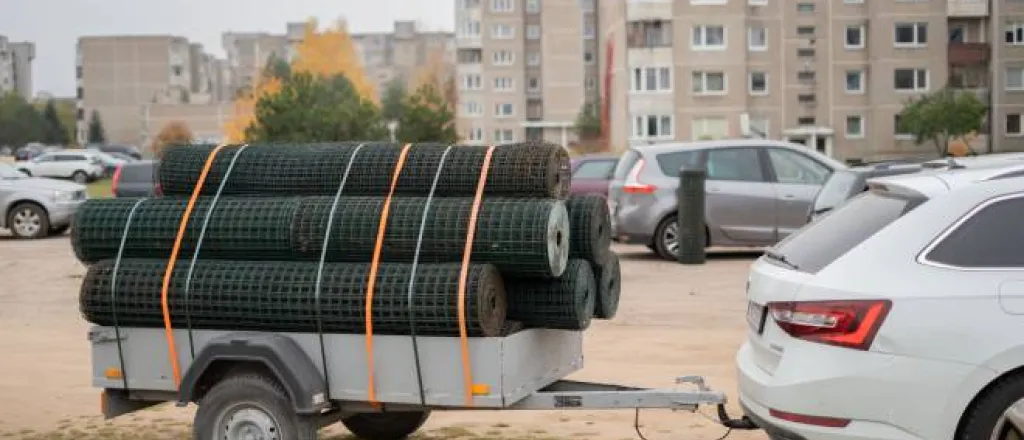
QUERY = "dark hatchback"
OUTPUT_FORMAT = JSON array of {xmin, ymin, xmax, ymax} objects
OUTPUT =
[
  {"xmin": 806, "ymin": 162, "xmax": 925, "ymax": 222},
  {"xmin": 112, "ymin": 160, "xmax": 160, "ymax": 197}
]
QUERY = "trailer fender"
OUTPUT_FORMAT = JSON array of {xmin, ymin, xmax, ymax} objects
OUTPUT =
[{"xmin": 177, "ymin": 332, "xmax": 331, "ymax": 415}]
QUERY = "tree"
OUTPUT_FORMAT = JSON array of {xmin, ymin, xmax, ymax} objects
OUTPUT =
[
  {"xmin": 573, "ymin": 99, "xmax": 602, "ymax": 141},
  {"xmin": 41, "ymin": 100, "xmax": 69, "ymax": 145},
  {"xmin": 381, "ymin": 78, "xmax": 407, "ymax": 122},
  {"xmin": 409, "ymin": 48, "xmax": 456, "ymax": 110},
  {"xmin": 244, "ymin": 71, "xmax": 387, "ymax": 143},
  {"xmin": 395, "ymin": 82, "xmax": 457, "ymax": 143},
  {"xmin": 263, "ymin": 53, "xmax": 292, "ymax": 80},
  {"xmin": 0, "ymin": 92, "xmax": 48, "ymax": 147},
  {"xmin": 291, "ymin": 18, "xmax": 377, "ymax": 103},
  {"xmin": 87, "ymin": 110, "xmax": 106, "ymax": 143},
  {"xmin": 897, "ymin": 87, "xmax": 987, "ymax": 157},
  {"xmin": 150, "ymin": 121, "xmax": 194, "ymax": 158},
  {"xmin": 224, "ymin": 75, "xmax": 283, "ymax": 143}
]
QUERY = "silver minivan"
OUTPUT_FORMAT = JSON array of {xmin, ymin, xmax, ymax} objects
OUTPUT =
[{"xmin": 608, "ymin": 139, "xmax": 846, "ymax": 260}]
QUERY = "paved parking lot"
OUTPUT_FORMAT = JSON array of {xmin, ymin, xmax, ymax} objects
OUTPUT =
[{"xmin": 0, "ymin": 234, "xmax": 765, "ymax": 440}]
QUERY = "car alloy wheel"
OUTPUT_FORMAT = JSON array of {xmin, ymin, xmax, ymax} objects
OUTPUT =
[
  {"xmin": 993, "ymin": 399, "xmax": 1024, "ymax": 440},
  {"xmin": 661, "ymin": 221, "xmax": 679, "ymax": 256},
  {"xmin": 12, "ymin": 207, "xmax": 43, "ymax": 237}
]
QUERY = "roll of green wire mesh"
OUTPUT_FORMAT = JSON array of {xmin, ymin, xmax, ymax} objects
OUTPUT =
[
  {"xmin": 157, "ymin": 142, "xmax": 572, "ymax": 199},
  {"xmin": 71, "ymin": 196, "xmax": 571, "ymax": 278},
  {"xmin": 79, "ymin": 259, "xmax": 508, "ymax": 337},
  {"xmin": 566, "ymin": 195, "xmax": 611, "ymax": 264},
  {"xmin": 505, "ymin": 259, "xmax": 596, "ymax": 331},
  {"xmin": 593, "ymin": 254, "xmax": 621, "ymax": 320}
]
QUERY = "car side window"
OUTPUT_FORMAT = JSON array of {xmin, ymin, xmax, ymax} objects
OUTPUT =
[
  {"xmin": 924, "ymin": 195, "xmax": 1024, "ymax": 268},
  {"xmin": 33, "ymin": 154, "xmax": 54, "ymax": 162},
  {"xmin": 706, "ymin": 148, "xmax": 765, "ymax": 182},
  {"xmin": 572, "ymin": 159, "xmax": 617, "ymax": 179},
  {"xmin": 767, "ymin": 149, "xmax": 831, "ymax": 185},
  {"xmin": 656, "ymin": 150, "xmax": 701, "ymax": 176}
]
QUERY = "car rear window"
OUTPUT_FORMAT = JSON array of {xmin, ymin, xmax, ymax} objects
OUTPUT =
[
  {"xmin": 612, "ymin": 149, "xmax": 642, "ymax": 181},
  {"xmin": 120, "ymin": 163, "xmax": 156, "ymax": 182},
  {"xmin": 768, "ymin": 189, "xmax": 925, "ymax": 273},
  {"xmin": 812, "ymin": 170, "xmax": 861, "ymax": 213},
  {"xmin": 656, "ymin": 150, "xmax": 701, "ymax": 176}
]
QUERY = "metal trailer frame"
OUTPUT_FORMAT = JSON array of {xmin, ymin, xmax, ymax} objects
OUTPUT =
[{"xmin": 91, "ymin": 326, "xmax": 756, "ymax": 438}]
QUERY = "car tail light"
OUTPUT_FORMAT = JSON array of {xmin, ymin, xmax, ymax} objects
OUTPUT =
[
  {"xmin": 623, "ymin": 158, "xmax": 656, "ymax": 194},
  {"xmin": 768, "ymin": 300, "xmax": 891, "ymax": 351},
  {"xmin": 111, "ymin": 165, "xmax": 123, "ymax": 195},
  {"xmin": 769, "ymin": 409, "xmax": 851, "ymax": 428}
]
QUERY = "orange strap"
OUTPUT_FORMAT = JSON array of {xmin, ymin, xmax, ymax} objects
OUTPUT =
[
  {"xmin": 457, "ymin": 146, "xmax": 495, "ymax": 406},
  {"xmin": 364, "ymin": 143, "xmax": 412, "ymax": 404},
  {"xmin": 161, "ymin": 144, "xmax": 227, "ymax": 388}
]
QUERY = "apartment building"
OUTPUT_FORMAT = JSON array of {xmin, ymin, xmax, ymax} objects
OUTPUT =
[
  {"xmin": 75, "ymin": 35, "xmax": 227, "ymax": 146},
  {"xmin": 455, "ymin": 0, "xmax": 601, "ymax": 145},
  {"xmin": 352, "ymin": 20, "xmax": 456, "ymax": 97},
  {"xmin": 0, "ymin": 36, "xmax": 35, "ymax": 100},
  {"xmin": 222, "ymin": 31, "xmax": 291, "ymax": 94}
]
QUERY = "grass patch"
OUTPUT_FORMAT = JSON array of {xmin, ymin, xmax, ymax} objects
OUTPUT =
[{"xmin": 87, "ymin": 179, "xmax": 112, "ymax": 199}]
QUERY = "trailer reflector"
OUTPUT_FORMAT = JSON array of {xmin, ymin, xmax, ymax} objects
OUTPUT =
[
  {"xmin": 104, "ymin": 367, "xmax": 124, "ymax": 379},
  {"xmin": 472, "ymin": 384, "xmax": 491, "ymax": 395}
]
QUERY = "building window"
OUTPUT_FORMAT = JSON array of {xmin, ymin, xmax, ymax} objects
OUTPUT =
[
  {"xmin": 894, "ymin": 68, "xmax": 929, "ymax": 92},
  {"xmin": 630, "ymin": 67, "xmax": 672, "ymax": 92},
  {"xmin": 845, "ymin": 25, "xmax": 865, "ymax": 49},
  {"xmin": 494, "ymin": 129, "xmax": 515, "ymax": 143},
  {"xmin": 527, "ymin": 25, "xmax": 541, "ymax": 40},
  {"xmin": 691, "ymin": 117, "xmax": 728, "ymax": 140},
  {"xmin": 797, "ymin": 26, "xmax": 815, "ymax": 37},
  {"xmin": 527, "ymin": 51, "xmax": 541, "ymax": 66},
  {"xmin": 845, "ymin": 70, "xmax": 864, "ymax": 93},
  {"xmin": 461, "ymin": 74, "xmax": 483, "ymax": 90},
  {"xmin": 584, "ymin": 51, "xmax": 595, "ymax": 64},
  {"xmin": 748, "ymin": 26, "xmax": 767, "ymax": 51},
  {"xmin": 458, "ymin": 18, "xmax": 481, "ymax": 38},
  {"xmin": 493, "ymin": 76, "xmax": 514, "ymax": 91},
  {"xmin": 528, "ymin": 77, "xmax": 541, "ymax": 91},
  {"xmin": 894, "ymin": 114, "xmax": 914, "ymax": 139},
  {"xmin": 894, "ymin": 22, "xmax": 928, "ymax": 47},
  {"xmin": 1008, "ymin": 114, "xmax": 1024, "ymax": 136},
  {"xmin": 797, "ymin": 71, "xmax": 815, "ymax": 82},
  {"xmin": 796, "ymin": 2, "xmax": 815, "ymax": 12},
  {"xmin": 797, "ymin": 48, "xmax": 815, "ymax": 57},
  {"xmin": 749, "ymin": 71, "xmax": 768, "ymax": 95},
  {"xmin": 692, "ymin": 71, "xmax": 726, "ymax": 94},
  {"xmin": 462, "ymin": 101, "xmax": 483, "ymax": 116},
  {"xmin": 526, "ymin": 0, "xmax": 540, "ymax": 13},
  {"xmin": 492, "ymin": 50, "xmax": 515, "ymax": 66},
  {"xmin": 1006, "ymin": 67, "xmax": 1024, "ymax": 90},
  {"xmin": 692, "ymin": 25, "xmax": 726, "ymax": 50},
  {"xmin": 586, "ymin": 76, "xmax": 597, "ymax": 90},
  {"xmin": 633, "ymin": 115, "xmax": 674, "ymax": 140},
  {"xmin": 495, "ymin": 103, "xmax": 515, "ymax": 117},
  {"xmin": 458, "ymin": 48, "xmax": 483, "ymax": 64},
  {"xmin": 468, "ymin": 126, "xmax": 484, "ymax": 142},
  {"xmin": 76, "ymin": 87, "xmax": 84, "ymax": 99},
  {"xmin": 627, "ymin": 20, "xmax": 673, "ymax": 48},
  {"xmin": 492, "ymin": 24, "xmax": 515, "ymax": 39},
  {"xmin": 846, "ymin": 115, "xmax": 864, "ymax": 138},
  {"xmin": 1006, "ymin": 23, "xmax": 1024, "ymax": 45},
  {"xmin": 749, "ymin": 0, "xmax": 767, "ymax": 5},
  {"xmin": 581, "ymin": 0, "xmax": 595, "ymax": 12},
  {"xmin": 583, "ymin": 21, "xmax": 596, "ymax": 39},
  {"xmin": 797, "ymin": 117, "xmax": 816, "ymax": 126},
  {"xmin": 172, "ymin": 65, "xmax": 183, "ymax": 76},
  {"xmin": 491, "ymin": 0, "xmax": 514, "ymax": 12}
]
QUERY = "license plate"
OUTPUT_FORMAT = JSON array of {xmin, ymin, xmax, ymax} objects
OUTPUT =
[{"xmin": 746, "ymin": 302, "xmax": 766, "ymax": 334}]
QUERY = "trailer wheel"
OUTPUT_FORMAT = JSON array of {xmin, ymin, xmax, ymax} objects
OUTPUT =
[
  {"xmin": 193, "ymin": 372, "xmax": 317, "ymax": 440},
  {"xmin": 341, "ymin": 411, "xmax": 430, "ymax": 440}
]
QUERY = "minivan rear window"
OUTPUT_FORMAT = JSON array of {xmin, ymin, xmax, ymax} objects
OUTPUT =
[
  {"xmin": 768, "ymin": 190, "xmax": 925, "ymax": 273},
  {"xmin": 120, "ymin": 163, "xmax": 156, "ymax": 182},
  {"xmin": 612, "ymin": 149, "xmax": 642, "ymax": 181}
]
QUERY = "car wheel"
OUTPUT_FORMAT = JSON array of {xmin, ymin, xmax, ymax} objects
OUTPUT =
[
  {"xmin": 50, "ymin": 224, "xmax": 70, "ymax": 236},
  {"xmin": 653, "ymin": 215, "xmax": 679, "ymax": 261},
  {"xmin": 72, "ymin": 171, "xmax": 88, "ymax": 184},
  {"xmin": 193, "ymin": 372, "xmax": 317, "ymax": 440},
  {"xmin": 17, "ymin": 169, "xmax": 30, "ymax": 176},
  {"xmin": 958, "ymin": 375, "xmax": 1024, "ymax": 440},
  {"xmin": 7, "ymin": 203, "xmax": 50, "ymax": 239}
]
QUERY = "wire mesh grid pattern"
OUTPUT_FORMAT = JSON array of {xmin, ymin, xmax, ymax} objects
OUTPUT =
[
  {"xmin": 157, "ymin": 142, "xmax": 572, "ymax": 199},
  {"xmin": 73, "ymin": 196, "xmax": 570, "ymax": 279},
  {"xmin": 505, "ymin": 259, "xmax": 596, "ymax": 331},
  {"xmin": 79, "ymin": 259, "xmax": 508, "ymax": 337},
  {"xmin": 566, "ymin": 195, "xmax": 612, "ymax": 265},
  {"xmin": 593, "ymin": 254, "xmax": 621, "ymax": 320}
]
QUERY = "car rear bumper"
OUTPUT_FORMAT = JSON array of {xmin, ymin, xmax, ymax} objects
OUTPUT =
[{"xmin": 736, "ymin": 339, "xmax": 979, "ymax": 440}]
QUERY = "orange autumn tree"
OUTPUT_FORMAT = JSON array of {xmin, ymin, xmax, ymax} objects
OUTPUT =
[
  {"xmin": 223, "ymin": 76, "xmax": 282, "ymax": 143},
  {"xmin": 292, "ymin": 18, "xmax": 377, "ymax": 104},
  {"xmin": 409, "ymin": 48, "xmax": 456, "ymax": 110}
]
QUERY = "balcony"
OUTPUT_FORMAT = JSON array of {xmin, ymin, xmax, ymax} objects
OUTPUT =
[
  {"xmin": 627, "ymin": 20, "xmax": 672, "ymax": 49},
  {"xmin": 948, "ymin": 0, "xmax": 988, "ymax": 17},
  {"xmin": 948, "ymin": 43, "xmax": 990, "ymax": 67}
]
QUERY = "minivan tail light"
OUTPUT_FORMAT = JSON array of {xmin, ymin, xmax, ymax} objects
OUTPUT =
[
  {"xmin": 623, "ymin": 158, "xmax": 657, "ymax": 194},
  {"xmin": 111, "ymin": 165, "xmax": 123, "ymax": 196},
  {"xmin": 768, "ymin": 300, "xmax": 891, "ymax": 351}
]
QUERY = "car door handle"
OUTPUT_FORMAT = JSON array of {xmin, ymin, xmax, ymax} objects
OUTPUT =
[{"xmin": 782, "ymin": 194, "xmax": 795, "ymax": 199}]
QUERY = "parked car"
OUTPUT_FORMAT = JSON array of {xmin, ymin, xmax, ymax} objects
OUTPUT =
[
  {"xmin": 15, "ymin": 151, "xmax": 106, "ymax": 184},
  {"xmin": 14, "ymin": 144, "xmax": 45, "ymax": 161},
  {"xmin": 86, "ymin": 143, "xmax": 142, "ymax": 160},
  {"xmin": 806, "ymin": 162, "xmax": 925, "ymax": 222},
  {"xmin": 87, "ymin": 150, "xmax": 129, "ymax": 175},
  {"xmin": 737, "ymin": 164, "xmax": 1024, "ymax": 440},
  {"xmin": 608, "ymin": 139, "xmax": 846, "ymax": 260},
  {"xmin": 569, "ymin": 153, "xmax": 620, "ymax": 197},
  {"xmin": 0, "ymin": 162, "xmax": 88, "ymax": 238},
  {"xmin": 112, "ymin": 160, "xmax": 160, "ymax": 197}
]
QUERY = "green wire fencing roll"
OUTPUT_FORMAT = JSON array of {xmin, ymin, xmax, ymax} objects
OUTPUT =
[
  {"xmin": 79, "ymin": 259, "xmax": 508, "ymax": 337},
  {"xmin": 566, "ymin": 195, "xmax": 611, "ymax": 265},
  {"xmin": 157, "ymin": 142, "xmax": 572, "ymax": 199},
  {"xmin": 505, "ymin": 259, "xmax": 596, "ymax": 331},
  {"xmin": 593, "ymin": 254, "xmax": 621, "ymax": 320},
  {"xmin": 71, "ymin": 196, "xmax": 570, "ymax": 279}
]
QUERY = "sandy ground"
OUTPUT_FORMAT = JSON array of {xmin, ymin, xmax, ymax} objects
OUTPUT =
[{"xmin": 0, "ymin": 233, "xmax": 767, "ymax": 440}]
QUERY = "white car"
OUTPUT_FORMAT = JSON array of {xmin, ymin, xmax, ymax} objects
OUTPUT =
[
  {"xmin": 737, "ymin": 163, "xmax": 1024, "ymax": 440},
  {"xmin": 15, "ymin": 150, "xmax": 106, "ymax": 184}
]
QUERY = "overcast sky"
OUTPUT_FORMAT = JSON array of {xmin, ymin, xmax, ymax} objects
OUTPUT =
[{"xmin": 0, "ymin": 0, "xmax": 455, "ymax": 97}]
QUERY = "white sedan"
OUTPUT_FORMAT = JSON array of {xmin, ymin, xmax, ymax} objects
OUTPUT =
[{"xmin": 737, "ymin": 162, "xmax": 1024, "ymax": 440}]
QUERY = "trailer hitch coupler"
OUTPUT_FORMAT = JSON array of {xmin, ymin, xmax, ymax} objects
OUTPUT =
[{"xmin": 716, "ymin": 404, "xmax": 759, "ymax": 430}]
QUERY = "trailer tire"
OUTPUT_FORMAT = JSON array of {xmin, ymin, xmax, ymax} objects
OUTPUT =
[
  {"xmin": 341, "ymin": 411, "xmax": 430, "ymax": 440},
  {"xmin": 193, "ymin": 372, "xmax": 318, "ymax": 440}
]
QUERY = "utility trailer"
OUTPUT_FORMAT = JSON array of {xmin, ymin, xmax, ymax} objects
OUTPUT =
[{"xmin": 91, "ymin": 326, "xmax": 756, "ymax": 440}]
